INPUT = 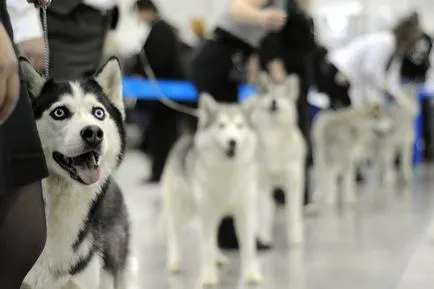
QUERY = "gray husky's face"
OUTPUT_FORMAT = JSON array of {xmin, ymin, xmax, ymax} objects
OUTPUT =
[
  {"xmin": 255, "ymin": 74, "xmax": 299, "ymax": 124},
  {"xmin": 196, "ymin": 93, "xmax": 256, "ymax": 159},
  {"xmin": 20, "ymin": 57, "xmax": 126, "ymax": 186}
]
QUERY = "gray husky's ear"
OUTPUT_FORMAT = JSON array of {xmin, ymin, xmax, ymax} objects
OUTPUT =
[
  {"xmin": 19, "ymin": 57, "xmax": 46, "ymax": 99},
  {"xmin": 285, "ymin": 74, "xmax": 300, "ymax": 102},
  {"xmin": 94, "ymin": 57, "xmax": 125, "ymax": 119},
  {"xmin": 199, "ymin": 92, "xmax": 218, "ymax": 114},
  {"xmin": 198, "ymin": 92, "xmax": 218, "ymax": 126},
  {"xmin": 257, "ymin": 72, "xmax": 270, "ymax": 94},
  {"xmin": 242, "ymin": 95, "xmax": 257, "ymax": 119}
]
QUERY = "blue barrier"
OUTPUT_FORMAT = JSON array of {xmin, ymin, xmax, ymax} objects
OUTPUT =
[{"xmin": 122, "ymin": 78, "xmax": 433, "ymax": 167}]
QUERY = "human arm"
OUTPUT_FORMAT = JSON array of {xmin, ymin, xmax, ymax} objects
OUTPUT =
[
  {"xmin": 228, "ymin": 0, "xmax": 287, "ymax": 31},
  {"xmin": 7, "ymin": 0, "xmax": 45, "ymax": 71},
  {"xmin": 0, "ymin": 24, "xmax": 19, "ymax": 125}
]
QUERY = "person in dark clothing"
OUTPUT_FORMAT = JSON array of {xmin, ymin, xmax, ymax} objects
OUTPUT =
[
  {"xmin": 132, "ymin": 0, "xmax": 184, "ymax": 182},
  {"xmin": 45, "ymin": 0, "xmax": 117, "ymax": 80},
  {"xmin": 0, "ymin": 1, "xmax": 49, "ymax": 288},
  {"xmin": 258, "ymin": 1, "xmax": 315, "ymax": 205},
  {"xmin": 400, "ymin": 31, "xmax": 433, "ymax": 161},
  {"xmin": 311, "ymin": 44, "xmax": 353, "ymax": 110}
]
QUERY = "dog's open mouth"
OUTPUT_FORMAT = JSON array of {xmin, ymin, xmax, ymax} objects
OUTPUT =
[{"xmin": 53, "ymin": 150, "xmax": 101, "ymax": 185}]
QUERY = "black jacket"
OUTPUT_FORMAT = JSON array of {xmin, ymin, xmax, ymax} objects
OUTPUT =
[
  {"xmin": 400, "ymin": 33, "xmax": 433, "ymax": 82},
  {"xmin": 129, "ymin": 19, "xmax": 184, "ymax": 80},
  {"xmin": 259, "ymin": 5, "xmax": 315, "ymax": 73}
]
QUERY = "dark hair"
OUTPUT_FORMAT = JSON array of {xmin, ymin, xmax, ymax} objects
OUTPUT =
[{"xmin": 136, "ymin": 0, "xmax": 158, "ymax": 12}]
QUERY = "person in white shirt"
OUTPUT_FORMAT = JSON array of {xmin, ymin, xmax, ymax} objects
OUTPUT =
[
  {"xmin": 327, "ymin": 12, "xmax": 422, "ymax": 107},
  {"xmin": 7, "ymin": 0, "xmax": 45, "ymax": 72}
]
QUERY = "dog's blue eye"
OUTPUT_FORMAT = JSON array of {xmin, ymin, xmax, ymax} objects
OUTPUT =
[
  {"xmin": 50, "ymin": 107, "xmax": 69, "ymax": 120},
  {"xmin": 93, "ymin": 107, "xmax": 106, "ymax": 120}
]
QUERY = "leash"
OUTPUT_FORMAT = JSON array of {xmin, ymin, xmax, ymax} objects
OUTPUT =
[
  {"xmin": 137, "ymin": 49, "xmax": 198, "ymax": 118},
  {"xmin": 39, "ymin": 0, "xmax": 51, "ymax": 78}
]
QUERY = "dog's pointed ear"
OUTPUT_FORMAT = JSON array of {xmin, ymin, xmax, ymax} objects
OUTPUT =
[
  {"xmin": 94, "ymin": 56, "xmax": 125, "ymax": 119},
  {"xmin": 257, "ymin": 72, "xmax": 270, "ymax": 94},
  {"xmin": 242, "ymin": 95, "xmax": 257, "ymax": 119},
  {"xmin": 199, "ymin": 92, "xmax": 218, "ymax": 114},
  {"xmin": 198, "ymin": 92, "xmax": 218, "ymax": 127},
  {"xmin": 285, "ymin": 74, "xmax": 300, "ymax": 102},
  {"xmin": 19, "ymin": 57, "xmax": 46, "ymax": 99}
]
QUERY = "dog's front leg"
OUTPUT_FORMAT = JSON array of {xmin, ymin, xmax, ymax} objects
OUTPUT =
[
  {"xmin": 198, "ymin": 207, "xmax": 220, "ymax": 287},
  {"xmin": 256, "ymin": 176, "xmax": 275, "ymax": 247},
  {"xmin": 342, "ymin": 161, "xmax": 357, "ymax": 203},
  {"xmin": 234, "ymin": 196, "xmax": 262, "ymax": 284},
  {"xmin": 286, "ymin": 165, "xmax": 305, "ymax": 245},
  {"xmin": 323, "ymin": 169, "xmax": 338, "ymax": 205},
  {"xmin": 400, "ymin": 139, "xmax": 414, "ymax": 184}
]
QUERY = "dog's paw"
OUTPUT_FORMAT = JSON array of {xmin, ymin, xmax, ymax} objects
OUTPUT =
[
  {"xmin": 216, "ymin": 251, "xmax": 230, "ymax": 267},
  {"xmin": 244, "ymin": 265, "xmax": 263, "ymax": 284},
  {"xmin": 167, "ymin": 262, "xmax": 181, "ymax": 274},
  {"xmin": 200, "ymin": 272, "xmax": 219, "ymax": 287}
]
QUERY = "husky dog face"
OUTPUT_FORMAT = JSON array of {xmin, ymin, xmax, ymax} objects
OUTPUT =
[
  {"xmin": 196, "ymin": 93, "xmax": 256, "ymax": 159},
  {"xmin": 255, "ymin": 73, "xmax": 299, "ymax": 125},
  {"xmin": 20, "ymin": 57, "xmax": 126, "ymax": 187}
]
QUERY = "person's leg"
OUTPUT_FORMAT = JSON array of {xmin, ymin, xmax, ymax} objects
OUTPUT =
[
  {"xmin": 0, "ymin": 181, "xmax": 46, "ymax": 289},
  {"xmin": 149, "ymin": 104, "xmax": 179, "ymax": 182}
]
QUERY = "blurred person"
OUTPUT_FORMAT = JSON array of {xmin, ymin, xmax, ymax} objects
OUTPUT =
[
  {"xmin": 258, "ymin": 0, "xmax": 315, "ymax": 205},
  {"xmin": 45, "ymin": 0, "xmax": 118, "ymax": 80},
  {"xmin": 398, "ymin": 24, "xmax": 433, "ymax": 161},
  {"xmin": 326, "ymin": 12, "xmax": 422, "ymax": 108},
  {"xmin": 187, "ymin": 0, "xmax": 287, "ymax": 250},
  {"xmin": 190, "ymin": 0, "xmax": 287, "ymax": 104},
  {"xmin": 129, "ymin": 0, "xmax": 184, "ymax": 183},
  {"xmin": 0, "ymin": 0, "xmax": 50, "ymax": 288}
]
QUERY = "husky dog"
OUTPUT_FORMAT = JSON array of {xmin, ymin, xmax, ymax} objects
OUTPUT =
[
  {"xmin": 161, "ymin": 93, "xmax": 261, "ymax": 286},
  {"xmin": 312, "ymin": 104, "xmax": 388, "ymax": 204},
  {"xmin": 372, "ymin": 86, "xmax": 419, "ymax": 184},
  {"xmin": 19, "ymin": 57, "xmax": 130, "ymax": 289},
  {"xmin": 252, "ymin": 74, "xmax": 306, "ymax": 247}
]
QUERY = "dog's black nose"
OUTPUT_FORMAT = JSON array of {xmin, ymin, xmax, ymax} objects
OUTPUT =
[
  {"xmin": 270, "ymin": 99, "xmax": 278, "ymax": 112},
  {"xmin": 228, "ymin": 139, "xmax": 236, "ymax": 149},
  {"xmin": 81, "ymin": 125, "xmax": 104, "ymax": 146}
]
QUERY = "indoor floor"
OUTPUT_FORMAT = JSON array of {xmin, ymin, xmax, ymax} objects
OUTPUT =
[{"xmin": 116, "ymin": 150, "xmax": 434, "ymax": 289}]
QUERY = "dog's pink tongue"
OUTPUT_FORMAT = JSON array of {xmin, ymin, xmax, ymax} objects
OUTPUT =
[{"xmin": 76, "ymin": 166, "xmax": 101, "ymax": 185}]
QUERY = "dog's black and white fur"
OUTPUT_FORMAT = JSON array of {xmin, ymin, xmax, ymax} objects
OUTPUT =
[{"xmin": 20, "ymin": 57, "xmax": 130, "ymax": 289}]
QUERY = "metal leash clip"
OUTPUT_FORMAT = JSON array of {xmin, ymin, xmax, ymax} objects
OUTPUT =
[{"xmin": 39, "ymin": 0, "xmax": 51, "ymax": 9}]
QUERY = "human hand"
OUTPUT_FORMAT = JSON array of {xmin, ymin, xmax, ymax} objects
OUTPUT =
[
  {"xmin": 268, "ymin": 59, "xmax": 287, "ymax": 84},
  {"xmin": 18, "ymin": 38, "xmax": 46, "ymax": 73},
  {"xmin": 0, "ymin": 25, "xmax": 19, "ymax": 125},
  {"xmin": 246, "ymin": 55, "xmax": 259, "ymax": 84},
  {"xmin": 26, "ymin": 0, "xmax": 51, "ymax": 8},
  {"xmin": 259, "ymin": 9, "xmax": 287, "ymax": 31}
]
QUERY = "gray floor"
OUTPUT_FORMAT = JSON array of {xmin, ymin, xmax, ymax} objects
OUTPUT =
[{"xmin": 115, "ymin": 150, "xmax": 434, "ymax": 289}]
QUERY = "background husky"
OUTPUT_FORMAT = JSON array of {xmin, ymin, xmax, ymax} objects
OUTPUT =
[
  {"xmin": 312, "ymin": 104, "xmax": 389, "ymax": 205},
  {"xmin": 253, "ymin": 74, "xmax": 306, "ymax": 248},
  {"xmin": 371, "ymin": 86, "xmax": 419, "ymax": 185},
  {"xmin": 160, "ymin": 93, "xmax": 261, "ymax": 287},
  {"xmin": 19, "ymin": 57, "xmax": 130, "ymax": 289}
]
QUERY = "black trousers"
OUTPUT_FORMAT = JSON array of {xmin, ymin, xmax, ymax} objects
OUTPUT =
[{"xmin": 135, "ymin": 101, "xmax": 178, "ymax": 180}]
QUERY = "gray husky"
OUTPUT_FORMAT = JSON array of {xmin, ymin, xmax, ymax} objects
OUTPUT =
[
  {"xmin": 371, "ymin": 86, "xmax": 419, "ymax": 184},
  {"xmin": 252, "ymin": 74, "xmax": 306, "ymax": 247},
  {"xmin": 312, "ymin": 104, "xmax": 389, "ymax": 204},
  {"xmin": 161, "ymin": 93, "xmax": 261, "ymax": 286},
  {"xmin": 20, "ymin": 57, "xmax": 130, "ymax": 289}
]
